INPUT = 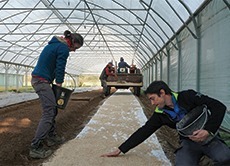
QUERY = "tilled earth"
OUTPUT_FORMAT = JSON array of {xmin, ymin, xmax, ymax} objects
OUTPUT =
[
  {"xmin": 0, "ymin": 89, "xmax": 105, "ymax": 166},
  {"xmin": 0, "ymin": 89, "xmax": 215, "ymax": 166}
]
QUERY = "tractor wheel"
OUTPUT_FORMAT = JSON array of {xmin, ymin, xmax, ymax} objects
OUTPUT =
[
  {"xmin": 133, "ymin": 87, "xmax": 140, "ymax": 96},
  {"xmin": 105, "ymin": 87, "xmax": 111, "ymax": 96}
]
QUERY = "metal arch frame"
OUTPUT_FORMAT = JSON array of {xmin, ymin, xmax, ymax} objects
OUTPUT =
[
  {"xmin": 0, "ymin": 60, "xmax": 34, "ymax": 69},
  {"xmin": 24, "ymin": 15, "xmax": 60, "ymax": 66},
  {"xmin": 2, "ymin": 15, "xmax": 138, "ymax": 70},
  {"xmin": 142, "ymin": 27, "xmax": 168, "ymax": 57},
  {"xmin": 24, "ymin": 19, "xmax": 138, "ymax": 67},
  {"xmin": 83, "ymin": 0, "xmax": 116, "ymax": 62},
  {"xmin": 83, "ymin": 0, "xmax": 169, "ymax": 66},
  {"xmin": 133, "ymin": 53, "xmax": 145, "ymax": 67},
  {"xmin": 139, "ymin": 0, "xmax": 181, "ymax": 71},
  {"xmin": 69, "ymin": 42, "xmax": 136, "ymax": 70},
  {"xmin": 79, "ymin": 1, "xmax": 160, "ymax": 66},
  {"xmin": 65, "ymin": 2, "xmax": 150, "ymax": 66},
  {"xmin": 0, "ymin": 1, "xmax": 42, "ymax": 60},
  {"xmin": 139, "ymin": 0, "xmax": 179, "ymax": 50},
  {"xmin": 28, "ymin": 24, "xmax": 68, "ymax": 66},
  {"xmin": 84, "ymin": 22, "xmax": 103, "ymax": 49},
  {"xmin": 0, "ymin": 47, "xmax": 36, "ymax": 64},
  {"xmin": 82, "ymin": 1, "xmax": 154, "ymax": 62},
  {"xmin": 10, "ymin": 2, "xmax": 41, "ymax": 35},
  {"xmin": 0, "ymin": 38, "xmax": 40, "ymax": 60},
  {"xmin": 0, "ymin": 9, "xmax": 41, "ymax": 61},
  {"xmin": 0, "ymin": 10, "xmax": 30, "ymax": 28},
  {"xmin": 0, "ymin": 0, "xmax": 8, "ymax": 9},
  {"xmin": 141, "ymin": 1, "xmax": 198, "ymax": 71},
  {"xmin": 178, "ymin": 0, "xmax": 199, "ymax": 38},
  {"xmin": 133, "ymin": 8, "xmax": 168, "ymax": 60},
  {"xmin": 112, "ymin": 0, "xmax": 167, "ymax": 61},
  {"xmin": 0, "ymin": 19, "xmax": 49, "ymax": 64},
  {"xmin": 40, "ymin": 0, "xmax": 81, "ymax": 33},
  {"xmin": 0, "ymin": 0, "xmax": 208, "ymax": 76},
  {"xmin": 113, "ymin": 0, "xmax": 166, "ymax": 47},
  {"xmin": 136, "ymin": 46, "xmax": 151, "ymax": 65},
  {"xmin": 22, "ymin": 0, "xmax": 84, "ymax": 66},
  {"xmin": 3, "ymin": 0, "xmax": 84, "ymax": 67},
  {"xmin": 127, "ymin": 0, "xmax": 154, "ymax": 61},
  {"xmin": 223, "ymin": 0, "xmax": 230, "ymax": 9},
  {"xmin": 1, "ymin": 4, "xmax": 172, "ymax": 70},
  {"xmin": 10, "ymin": 21, "xmax": 54, "ymax": 64},
  {"xmin": 142, "ymin": 0, "xmax": 202, "ymax": 88},
  {"xmin": 134, "ymin": 33, "xmax": 161, "ymax": 66},
  {"xmin": 166, "ymin": 0, "xmax": 198, "ymax": 39},
  {"xmin": 77, "ymin": 13, "xmax": 144, "ymax": 61},
  {"xmin": 8, "ymin": 24, "xmax": 57, "ymax": 65},
  {"xmin": 147, "ymin": 12, "xmax": 178, "ymax": 50},
  {"xmin": 138, "ymin": 24, "xmax": 159, "ymax": 53},
  {"xmin": 138, "ymin": 34, "xmax": 156, "ymax": 57}
]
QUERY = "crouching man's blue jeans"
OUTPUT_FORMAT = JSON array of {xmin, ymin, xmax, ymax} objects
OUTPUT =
[{"xmin": 175, "ymin": 137, "xmax": 230, "ymax": 166}]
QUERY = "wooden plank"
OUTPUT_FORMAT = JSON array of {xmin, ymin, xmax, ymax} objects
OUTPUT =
[{"xmin": 71, "ymin": 97, "xmax": 91, "ymax": 101}]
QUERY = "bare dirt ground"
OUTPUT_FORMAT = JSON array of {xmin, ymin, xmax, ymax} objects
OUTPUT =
[
  {"xmin": 0, "ymin": 89, "xmax": 105, "ymax": 166},
  {"xmin": 0, "ymin": 89, "xmax": 221, "ymax": 166}
]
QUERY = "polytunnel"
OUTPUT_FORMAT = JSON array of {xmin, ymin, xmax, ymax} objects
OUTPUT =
[{"xmin": 0, "ymin": 0, "xmax": 230, "ymax": 131}]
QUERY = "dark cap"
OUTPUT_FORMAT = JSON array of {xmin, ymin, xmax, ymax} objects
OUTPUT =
[{"xmin": 108, "ymin": 62, "xmax": 114, "ymax": 66}]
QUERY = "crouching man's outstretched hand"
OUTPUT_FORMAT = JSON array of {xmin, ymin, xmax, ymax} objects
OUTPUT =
[{"xmin": 101, "ymin": 148, "xmax": 121, "ymax": 157}]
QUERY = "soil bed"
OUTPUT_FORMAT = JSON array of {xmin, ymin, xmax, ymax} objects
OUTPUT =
[
  {"xmin": 1, "ymin": 90, "xmax": 223, "ymax": 165},
  {"xmin": 0, "ymin": 90, "xmax": 104, "ymax": 166}
]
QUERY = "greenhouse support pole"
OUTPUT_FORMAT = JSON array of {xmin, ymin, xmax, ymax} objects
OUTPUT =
[
  {"xmin": 155, "ymin": 58, "xmax": 158, "ymax": 81},
  {"xmin": 15, "ymin": 65, "xmax": 21, "ymax": 92},
  {"xmin": 160, "ymin": 52, "xmax": 163, "ymax": 80},
  {"xmin": 149, "ymin": 64, "xmax": 151, "ymax": 85},
  {"xmin": 4, "ymin": 64, "xmax": 10, "ymax": 92},
  {"xmin": 196, "ymin": 13, "xmax": 201, "ymax": 92},
  {"xmin": 152, "ymin": 60, "xmax": 155, "ymax": 82},
  {"xmin": 149, "ymin": 62, "xmax": 152, "ymax": 83},
  {"xmin": 166, "ymin": 46, "xmax": 170, "ymax": 85},
  {"xmin": 16, "ymin": 70, "xmax": 19, "ymax": 92},
  {"xmin": 24, "ymin": 67, "xmax": 30, "ymax": 91},
  {"xmin": 177, "ymin": 40, "xmax": 182, "ymax": 91}
]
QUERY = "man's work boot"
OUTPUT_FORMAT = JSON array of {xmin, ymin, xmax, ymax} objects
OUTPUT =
[
  {"xmin": 29, "ymin": 144, "xmax": 52, "ymax": 159},
  {"xmin": 46, "ymin": 135, "xmax": 65, "ymax": 147}
]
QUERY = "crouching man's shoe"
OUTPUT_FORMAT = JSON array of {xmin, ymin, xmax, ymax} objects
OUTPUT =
[
  {"xmin": 29, "ymin": 144, "xmax": 52, "ymax": 159},
  {"xmin": 46, "ymin": 135, "xmax": 65, "ymax": 147}
]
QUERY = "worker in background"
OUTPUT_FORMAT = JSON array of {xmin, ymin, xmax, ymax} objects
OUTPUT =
[
  {"xmin": 99, "ymin": 62, "xmax": 115, "ymax": 98},
  {"xmin": 118, "ymin": 57, "xmax": 130, "ymax": 73},
  {"xmin": 101, "ymin": 80, "xmax": 230, "ymax": 165},
  {"xmin": 30, "ymin": 30, "xmax": 84, "ymax": 159},
  {"xmin": 130, "ymin": 64, "xmax": 137, "ymax": 74}
]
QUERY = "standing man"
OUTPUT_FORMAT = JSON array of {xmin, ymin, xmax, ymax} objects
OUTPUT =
[
  {"xmin": 101, "ymin": 80, "xmax": 230, "ymax": 165},
  {"xmin": 118, "ymin": 57, "xmax": 130, "ymax": 73},
  {"xmin": 99, "ymin": 62, "xmax": 115, "ymax": 97},
  {"xmin": 29, "ymin": 30, "xmax": 84, "ymax": 159}
]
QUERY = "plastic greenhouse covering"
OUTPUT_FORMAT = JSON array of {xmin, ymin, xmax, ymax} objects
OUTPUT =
[{"xmin": 0, "ymin": 0, "xmax": 230, "ymax": 132}]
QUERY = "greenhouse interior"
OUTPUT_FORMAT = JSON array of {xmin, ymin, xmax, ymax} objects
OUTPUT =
[{"xmin": 0, "ymin": 0, "xmax": 230, "ymax": 165}]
